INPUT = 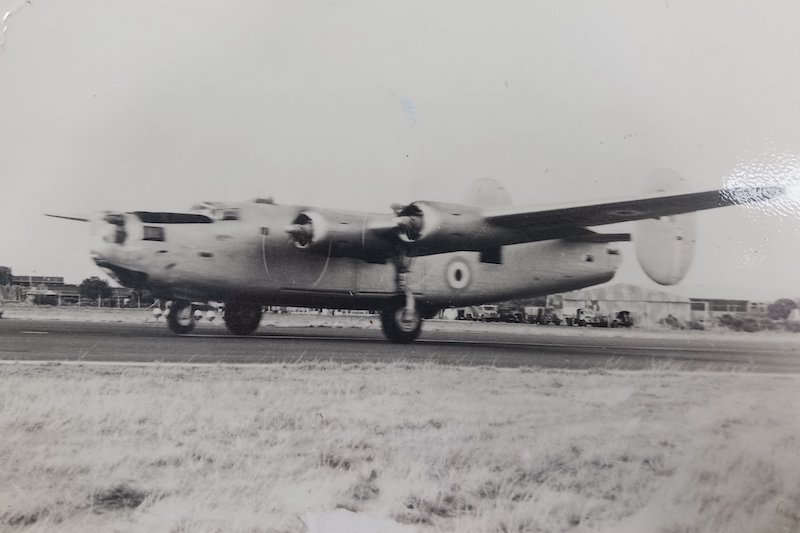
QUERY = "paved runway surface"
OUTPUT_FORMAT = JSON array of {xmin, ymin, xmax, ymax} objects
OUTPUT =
[{"xmin": 2, "ymin": 319, "xmax": 799, "ymax": 372}]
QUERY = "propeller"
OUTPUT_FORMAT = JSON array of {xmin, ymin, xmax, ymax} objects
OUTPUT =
[
  {"xmin": 393, "ymin": 215, "xmax": 422, "ymax": 241},
  {"xmin": 392, "ymin": 204, "xmax": 424, "ymax": 243},
  {"xmin": 285, "ymin": 218, "xmax": 315, "ymax": 248}
]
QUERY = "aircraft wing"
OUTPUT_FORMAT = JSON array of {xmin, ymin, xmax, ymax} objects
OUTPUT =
[{"xmin": 481, "ymin": 186, "xmax": 783, "ymax": 232}]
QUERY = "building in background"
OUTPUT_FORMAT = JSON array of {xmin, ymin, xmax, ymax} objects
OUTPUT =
[
  {"xmin": 552, "ymin": 283, "xmax": 691, "ymax": 328},
  {"xmin": 6, "ymin": 274, "xmax": 132, "ymax": 306},
  {"xmin": 689, "ymin": 298, "xmax": 769, "ymax": 325},
  {"xmin": 11, "ymin": 275, "xmax": 65, "ymax": 286}
]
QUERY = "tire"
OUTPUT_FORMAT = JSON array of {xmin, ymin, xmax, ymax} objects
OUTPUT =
[
  {"xmin": 167, "ymin": 300, "xmax": 196, "ymax": 334},
  {"xmin": 380, "ymin": 297, "xmax": 422, "ymax": 343},
  {"xmin": 224, "ymin": 302, "xmax": 263, "ymax": 335}
]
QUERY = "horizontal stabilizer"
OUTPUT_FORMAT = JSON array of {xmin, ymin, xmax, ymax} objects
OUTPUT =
[
  {"xmin": 567, "ymin": 231, "xmax": 631, "ymax": 243},
  {"xmin": 44, "ymin": 213, "xmax": 90, "ymax": 222}
]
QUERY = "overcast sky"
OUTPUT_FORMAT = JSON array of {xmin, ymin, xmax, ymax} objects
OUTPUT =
[{"xmin": 1, "ymin": 0, "xmax": 799, "ymax": 300}]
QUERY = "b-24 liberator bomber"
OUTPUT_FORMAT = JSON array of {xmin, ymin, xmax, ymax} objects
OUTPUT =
[{"xmin": 48, "ymin": 178, "xmax": 781, "ymax": 342}]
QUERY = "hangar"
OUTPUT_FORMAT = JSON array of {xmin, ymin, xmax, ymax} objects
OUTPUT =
[{"xmin": 552, "ymin": 283, "xmax": 691, "ymax": 327}]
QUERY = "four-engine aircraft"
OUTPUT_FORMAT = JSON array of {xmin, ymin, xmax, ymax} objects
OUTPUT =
[{"xmin": 47, "ymin": 178, "xmax": 782, "ymax": 342}]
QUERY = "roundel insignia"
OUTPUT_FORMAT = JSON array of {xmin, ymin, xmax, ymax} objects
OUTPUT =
[{"xmin": 446, "ymin": 259, "xmax": 471, "ymax": 290}]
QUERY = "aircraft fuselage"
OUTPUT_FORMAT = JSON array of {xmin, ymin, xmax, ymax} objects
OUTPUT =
[{"xmin": 91, "ymin": 202, "xmax": 621, "ymax": 311}]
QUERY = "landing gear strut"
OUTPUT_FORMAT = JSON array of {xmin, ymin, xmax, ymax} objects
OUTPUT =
[
  {"xmin": 224, "ymin": 302, "xmax": 263, "ymax": 335},
  {"xmin": 167, "ymin": 300, "xmax": 196, "ymax": 335},
  {"xmin": 381, "ymin": 249, "xmax": 422, "ymax": 343}
]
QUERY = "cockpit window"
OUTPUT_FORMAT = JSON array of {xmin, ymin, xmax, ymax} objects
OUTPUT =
[
  {"xmin": 143, "ymin": 226, "xmax": 166, "ymax": 242},
  {"xmin": 217, "ymin": 209, "xmax": 239, "ymax": 221},
  {"xmin": 188, "ymin": 203, "xmax": 240, "ymax": 221}
]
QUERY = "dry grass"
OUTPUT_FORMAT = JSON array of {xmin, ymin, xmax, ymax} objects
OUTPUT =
[{"xmin": 1, "ymin": 362, "xmax": 799, "ymax": 532}]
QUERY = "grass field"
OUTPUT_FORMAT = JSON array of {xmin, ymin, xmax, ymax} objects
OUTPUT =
[{"xmin": 1, "ymin": 361, "xmax": 799, "ymax": 533}]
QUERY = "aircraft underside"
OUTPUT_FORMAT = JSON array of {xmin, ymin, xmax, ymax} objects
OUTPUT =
[{"xmin": 138, "ymin": 239, "xmax": 620, "ymax": 343}]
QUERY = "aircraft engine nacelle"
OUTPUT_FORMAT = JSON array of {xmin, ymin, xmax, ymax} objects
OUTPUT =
[
  {"xmin": 285, "ymin": 209, "xmax": 396, "ymax": 260},
  {"xmin": 396, "ymin": 201, "xmax": 503, "ymax": 254},
  {"xmin": 634, "ymin": 213, "xmax": 697, "ymax": 285}
]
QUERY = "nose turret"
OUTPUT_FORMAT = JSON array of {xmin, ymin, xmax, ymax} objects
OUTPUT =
[
  {"xmin": 88, "ymin": 212, "xmax": 148, "ymax": 288},
  {"xmin": 89, "ymin": 211, "xmax": 126, "ymax": 264},
  {"xmin": 90, "ymin": 212, "xmax": 127, "ymax": 246}
]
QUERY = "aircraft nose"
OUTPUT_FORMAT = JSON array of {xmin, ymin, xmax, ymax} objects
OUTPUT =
[
  {"xmin": 101, "ymin": 212, "xmax": 128, "ymax": 244},
  {"xmin": 89, "ymin": 212, "xmax": 128, "ymax": 249},
  {"xmin": 88, "ymin": 212, "xmax": 125, "ymax": 263}
]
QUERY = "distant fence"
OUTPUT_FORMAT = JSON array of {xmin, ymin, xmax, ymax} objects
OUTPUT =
[
  {"xmin": 1, "ymin": 285, "xmax": 150, "ymax": 308},
  {"xmin": 1, "ymin": 285, "xmax": 23, "ymax": 302}
]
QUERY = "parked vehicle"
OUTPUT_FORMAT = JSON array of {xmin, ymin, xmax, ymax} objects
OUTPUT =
[
  {"xmin": 564, "ymin": 308, "xmax": 590, "ymax": 326},
  {"xmin": 589, "ymin": 314, "xmax": 609, "ymax": 327},
  {"xmin": 456, "ymin": 305, "xmax": 500, "ymax": 321},
  {"xmin": 498, "ymin": 305, "xmax": 524, "ymax": 323},
  {"xmin": 478, "ymin": 305, "xmax": 500, "ymax": 321},
  {"xmin": 611, "ymin": 310, "xmax": 633, "ymax": 328},
  {"xmin": 589, "ymin": 310, "xmax": 634, "ymax": 328},
  {"xmin": 456, "ymin": 307, "xmax": 476, "ymax": 320},
  {"xmin": 523, "ymin": 306, "xmax": 542, "ymax": 324},
  {"xmin": 523, "ymin": 306, "xmax": 562, "ymax": 325}
]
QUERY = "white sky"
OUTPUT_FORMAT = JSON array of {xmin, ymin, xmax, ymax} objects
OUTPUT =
[{"xmin": 1, "ymin": 0, "xmax": 799, "ymax": 299}]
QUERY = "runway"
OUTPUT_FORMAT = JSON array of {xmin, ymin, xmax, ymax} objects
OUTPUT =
[{"xmin": 2, "ymin": 318, "xmax": 799, "ymax": 372}]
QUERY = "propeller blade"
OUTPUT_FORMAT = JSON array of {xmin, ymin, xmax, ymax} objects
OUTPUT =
[
  {"xmin": 285, "ymin": 223, "xmax": 314, "ymax": 247},
  {"xmin": 285, "ymin": 223, "xmax": 312, "ymax": 236},
  {"xmin": 394, "ymin": 215, "xmax": 423, "ymax": 241}
]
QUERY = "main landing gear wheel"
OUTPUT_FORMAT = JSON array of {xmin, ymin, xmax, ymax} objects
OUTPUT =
[
  {"xmin": 380, "ymin": 297, "xmax": 422, "ymax": 344},
  {"xmin": 224, "ymin": 302, "xmax": 263, "ymax": 335},
  {"xmin": 167, "ymin": 300, "xmax": 196, "ymax": 335}
]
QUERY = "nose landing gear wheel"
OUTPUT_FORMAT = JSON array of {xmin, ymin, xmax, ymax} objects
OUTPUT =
[
  {"xmin": 224, "ymin": 302, "xmax": 263, "ymax": 335},
  {"xmin": 167, "ymin": 300, "xmax": 196, "ymax": 334},
  {"xmin": 380, "ymin": 297, "xmax": 422, "ymax": 343}
]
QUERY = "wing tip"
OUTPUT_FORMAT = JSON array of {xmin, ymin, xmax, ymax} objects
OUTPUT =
[{"xmin": 721, "ymin": 185, "xmax": 785, "ymax": 204}]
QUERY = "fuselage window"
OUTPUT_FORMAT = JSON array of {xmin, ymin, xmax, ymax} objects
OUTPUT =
[{"xmin": 143, "ymin": 226, "xmax": 166, "ymax": 242}]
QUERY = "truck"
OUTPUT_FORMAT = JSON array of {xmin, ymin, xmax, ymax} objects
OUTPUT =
[
  {"xmin": 563, "ymin": 308, "xmax": 590, "ymax": 326},
  {"xmin": 610, "ymin": 310, "xmax": 634, "ymax": 328},
  {"xmin": 498, "ymin": 304, "xmax": 524, "ymax": 323}
]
